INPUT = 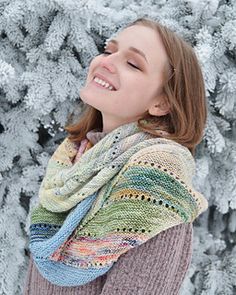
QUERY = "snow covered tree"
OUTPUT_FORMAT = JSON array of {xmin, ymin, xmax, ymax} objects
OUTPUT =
[{"xmin": 0, "ymin": 0, "xmax": 235, "ymax": 294}]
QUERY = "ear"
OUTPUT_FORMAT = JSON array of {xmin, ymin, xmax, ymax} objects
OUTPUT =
[{"xmin": 148, "ymin": 95, "xmax": 170, "ymax": 117}]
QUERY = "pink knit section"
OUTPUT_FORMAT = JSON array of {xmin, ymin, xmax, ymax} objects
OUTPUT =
[{"xmin": 23, "ymin": 223, "xmax": 193, "ymax": 295}]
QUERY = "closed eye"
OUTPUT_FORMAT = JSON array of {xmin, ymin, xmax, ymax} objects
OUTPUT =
[
  {"xmin": 127, "ymin": 62, "xmax": 140, "ymax": 70},
  {"xmin": 102, "ymin": 51, "xmax": 141, "ymax": 70}
]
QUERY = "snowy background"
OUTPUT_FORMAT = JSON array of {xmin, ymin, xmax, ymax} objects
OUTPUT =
[{"xmin": 0, "ymin": 0, "xmax": 236, "ymax": 294}]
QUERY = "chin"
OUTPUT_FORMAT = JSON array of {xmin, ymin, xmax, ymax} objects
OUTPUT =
[
  {"xmin": 79, "ymin": 87, "xmax": 90, "ymax": 103},
  {"xmin": 79, "ymin": 91, "xmax": 101, "ymax": 111}
]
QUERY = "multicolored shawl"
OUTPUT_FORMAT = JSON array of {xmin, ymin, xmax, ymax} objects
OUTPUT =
[{"xmin": 29, "ymin": 121, "xmax": 208, "ymax": 287}]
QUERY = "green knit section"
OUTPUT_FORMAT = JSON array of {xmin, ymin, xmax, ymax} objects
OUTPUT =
[
  {"xmin": 75, "ymin": 198, "xmax": 187, "ymax": 238},
  {"xmin": 31, "ymin": 204, "xmax": 69, "ymax": 225},
  {"xmin": 111, "ymin": 165, "xmax": 198, "ymax": 213},
  {"xmin": 31, "ymin": 166, "xmax": 197, "ymax": 230}
]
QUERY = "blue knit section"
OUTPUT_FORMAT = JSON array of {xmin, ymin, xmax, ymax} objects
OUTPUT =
[
  {"xmin": 34, "ymin": 257, "xmax": 112, "ymax": 286},
  {"xmin": 30, "ymin": 224, "xmax": 61, "ymax": 242},
  {"xmin": 29, "ymin": 192, "xmax": 97, "ymax": 258},
  {"xmin": 29, "ymin": 192, "xmax": 115, "ymax": 286}
]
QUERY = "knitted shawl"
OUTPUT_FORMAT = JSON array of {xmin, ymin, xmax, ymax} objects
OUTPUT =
[{"xmin": 29, "ymin": 121, "xmax": 208, "ymax": 287}]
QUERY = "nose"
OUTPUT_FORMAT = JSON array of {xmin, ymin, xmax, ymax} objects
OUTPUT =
[{"xmin": 99, "ymin": 54, "xmax": 117, "ymax": 74}]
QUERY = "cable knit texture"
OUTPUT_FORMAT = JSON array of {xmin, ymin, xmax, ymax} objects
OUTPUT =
[{"xmin": 25, "ymin": 121, "xmax": 207, "ymax": 292}]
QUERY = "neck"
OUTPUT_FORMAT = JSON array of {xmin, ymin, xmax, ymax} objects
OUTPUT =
[{"xmin": 101, "ymin": 116, "xmax": 140, "ymax": 133}]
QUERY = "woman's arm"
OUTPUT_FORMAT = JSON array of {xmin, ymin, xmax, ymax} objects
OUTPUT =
[{"xmin": 100, "ymin": 222, "xmax": 193, "ymax": 295}]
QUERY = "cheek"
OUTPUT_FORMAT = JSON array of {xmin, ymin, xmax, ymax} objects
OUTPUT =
[
  {"xmin": 123, "ymin": 77, "xmax": 149, "ymax": 97},
  {"xmin": 86, "ymin": 57, "xmax": 101, "ymax": 81},
  {"xmin": 121, "ymin": 78, "xmax": 158, "ymax": 108}
]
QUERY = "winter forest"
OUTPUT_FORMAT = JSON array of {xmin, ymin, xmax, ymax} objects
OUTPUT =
[{"xmin": 0, "ymin": 0, "xmax": 236, "ymax": 294}]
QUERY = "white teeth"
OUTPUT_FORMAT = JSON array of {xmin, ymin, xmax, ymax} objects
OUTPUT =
[{"xmin": 94, "ymin": 76, "xmax": 115, "ymax": 90}]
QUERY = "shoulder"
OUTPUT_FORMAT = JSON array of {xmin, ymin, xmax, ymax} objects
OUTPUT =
[
  {"xmin": 120, "ymin": 138, "xmax": 208, "ymax": 220},
  {"xmin": 130, "ymin": 137, "xmax": 193, "ymax": 159},
  {"xmin": 128, "ymin": 138, "xmax": 195, "ymax": 182}
]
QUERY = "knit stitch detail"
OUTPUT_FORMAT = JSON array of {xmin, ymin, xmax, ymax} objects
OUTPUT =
[{"xmin": 29, "ymin": 121, "xmax": 208, "ymax": 287}]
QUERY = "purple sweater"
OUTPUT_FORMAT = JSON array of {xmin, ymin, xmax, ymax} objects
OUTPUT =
[{"xmin": 23, "ymin": 129, "xmax": 193, "ymax": 295}]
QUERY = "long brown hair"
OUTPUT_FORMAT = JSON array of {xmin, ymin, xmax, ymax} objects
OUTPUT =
[{"xmin": 64, "ymin": 17, "xmax": 207, "ymax": 156}]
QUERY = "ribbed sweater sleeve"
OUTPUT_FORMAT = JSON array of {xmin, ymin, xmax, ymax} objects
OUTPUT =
[
  {"xmin": 99, "ymin": 222, "xmax": 193, "ymax": 295},
  {"xmin": 23, "ymin": 223, "xmax": 192, "ymax": 295}
]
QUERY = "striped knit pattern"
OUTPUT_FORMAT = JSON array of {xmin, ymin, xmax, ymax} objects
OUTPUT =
[{"xmin": 29, "ymin": 121, "xmax": 208, "ymax": 287}]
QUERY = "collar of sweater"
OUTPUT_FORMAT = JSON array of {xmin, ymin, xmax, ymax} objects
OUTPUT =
[{"xmin": 86, "ymin": 129, "xmax": 109, "ymax": 145}]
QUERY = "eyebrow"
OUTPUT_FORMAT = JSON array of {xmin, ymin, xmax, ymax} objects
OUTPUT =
[{"xmin": 106, "ymin": 39, "xmax": 148, "ymax": 64}]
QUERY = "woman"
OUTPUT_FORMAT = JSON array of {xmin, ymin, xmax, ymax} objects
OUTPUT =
[{"xmin": 23, "ymin": 17, "xmax": 208, "ymax": 294}]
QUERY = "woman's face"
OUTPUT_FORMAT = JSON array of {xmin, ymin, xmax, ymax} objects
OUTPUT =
[{"xmin": 80, "ymin": 24, "xmax": 170, "ymax": 132}]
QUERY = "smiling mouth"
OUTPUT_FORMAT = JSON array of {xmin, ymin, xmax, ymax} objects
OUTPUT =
[{"xmin": 92, "ymin": 76, "xmax": 116, "ymax": 91}]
